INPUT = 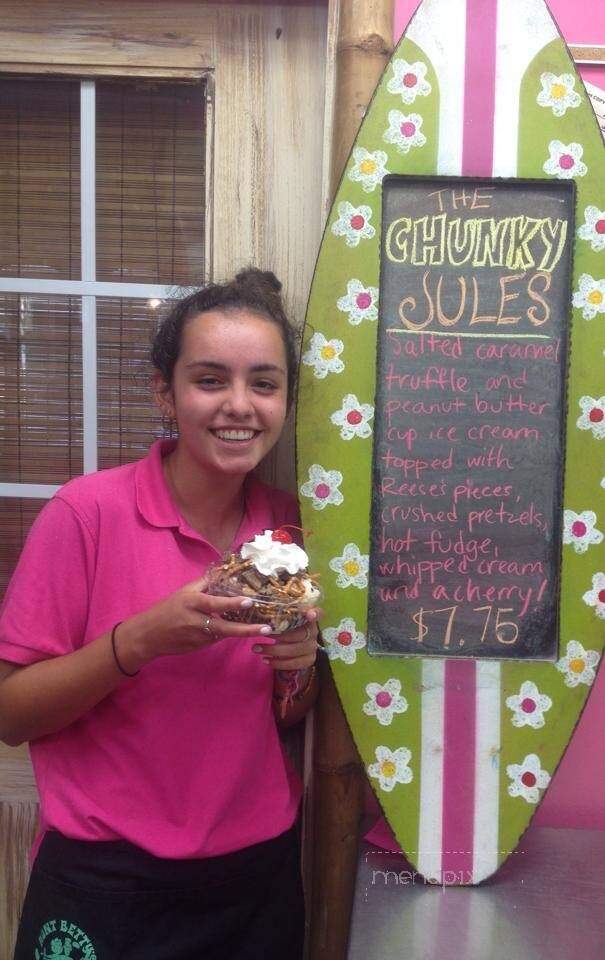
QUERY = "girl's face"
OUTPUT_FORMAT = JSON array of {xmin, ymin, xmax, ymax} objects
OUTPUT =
[{"xmin": 159, "ymin": 308, "xmax": 289, "ymax": 478}]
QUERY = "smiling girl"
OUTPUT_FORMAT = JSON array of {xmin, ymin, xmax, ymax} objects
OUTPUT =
[{"xmin": 0, "ymin": 269, "xmax": 319, "ymax": 960}]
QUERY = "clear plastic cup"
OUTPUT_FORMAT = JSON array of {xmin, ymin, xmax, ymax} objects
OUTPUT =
[{"xmin": 206, "ymin": 564, "xmax": 321, "ymax": 634}]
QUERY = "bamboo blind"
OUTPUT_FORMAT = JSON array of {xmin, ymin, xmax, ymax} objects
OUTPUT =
[
  {"xmin": 96, "ymin": 80, "xmax": 206, "ymax": 284},
  {"xmin": 0, "ymin": 78, "xmax": 80, "ymax": 279},
  {"xmin": 0, "ymin": 77, "xmax": 206, "ymax": 600}
]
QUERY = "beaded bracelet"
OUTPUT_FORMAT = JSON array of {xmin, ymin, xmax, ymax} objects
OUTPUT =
[
  {"xmin": 273, "ymin": 665, "xmax": 316, "ymax": 718},
  {"xmin": 110, "ymin": 622, "xmax": 140, "ymax": 678}
]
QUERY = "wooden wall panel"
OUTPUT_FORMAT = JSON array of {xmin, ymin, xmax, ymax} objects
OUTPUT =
[{"xmin": 213, "ymin": 3, "xmax": 328, "ymax": 489}]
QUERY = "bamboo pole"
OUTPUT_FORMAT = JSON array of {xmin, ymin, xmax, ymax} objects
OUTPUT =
[{"xmin": 309, "ymin": 2, "xmax": 394, "ymax": 958}]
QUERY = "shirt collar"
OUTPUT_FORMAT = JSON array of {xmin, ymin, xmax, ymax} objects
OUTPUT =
[
  {"xmin": 134, "ymin": 439, "xmax": 273, "ymax": 551},
  {"xmin": 135, "ymin": 439, "xmax": 181, "ymax": 529}
]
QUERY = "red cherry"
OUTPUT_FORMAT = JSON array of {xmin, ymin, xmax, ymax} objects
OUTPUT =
[
  {"xmin": 271, "ymin": 529, "xmax": 293, "ymax": 543},
  {"xmin": 589, "ymin": 407, "xmax": 604, "ymax": 423},
  {"xmin": 521, "ymin": 771, "xmax": 537, "ymax": 788}
]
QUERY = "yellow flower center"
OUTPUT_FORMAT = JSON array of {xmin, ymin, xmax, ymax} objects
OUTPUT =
[
  {"xmin": 569, "ymin": 657, "xmax": 585, "ymax": 674},
  {"xmin": 551, "ymin": 83, "xmax": 567, "ymax": 99},
  {"xmin": 320, "ymin": 345, "xmax": 336, "ymax": 360},
  {"xmin": 587, "ymin": 290, "xmax": 603, "ymax": 305},
  {"xmin": 360, "ymin": 158, "xmax": 377, "ymax": 174},
  {"xmin": 343, "ymin": 560, "xmax": 360, "ymax": 577},
  {"xmin": 380, "ymin": 760, "xmax": 397, "ymax": 778}
]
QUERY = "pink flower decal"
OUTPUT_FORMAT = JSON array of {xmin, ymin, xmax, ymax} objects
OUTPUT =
[
  {"xmin": 507, "ymin": 754, "xmax": 550, "ymax": 804},
  {"xmin": 506, "ymin": 681, "xmax": 552, "ymax": 729},
  {"xmin": 563, "ymin": 510, "xmax": 603, "ymax": 553},
  {"xmin": 363, "ymin": 679, "xmax": 408, "ymax": 726},
  {"xmin": 299, "ymin": 464, "xmax": 343, "ymax": 511},
  {"xmin": 387, "ymin": 59, "xmax": 431, "ymax": 104},
  {"xmin": 577, "ymin": 396, "xmax": 605, "ymax": 439},
  {"xmin": 322, "ymin": 617, "xmax": 366, "ymax": 665},
  {"xmin": 583, "ymin": 572, "xmax": 605, "ymax": 619},
  {"xmin": 330, "ymin": 394, "xmax": 374, "ymax": 440},
  {"xmin": 337, "ymin": 279, "xmax": 379, "ymax": 325},
  {"xmin": 331, "ymin": 201, "xmax": 375, "ymax": 247},
  {"xmin": 578, "ymin": 206, "xmax": 605, "ymax": 252},
  {"xmin": 383, "ymin": 110, "xmax": 426, "ymax": 154},
  {"xmin": 543, "ymin": 140, "xmax": 587, "ymax": 179}
]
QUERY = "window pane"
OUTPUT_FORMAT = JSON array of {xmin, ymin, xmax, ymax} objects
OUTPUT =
[
  {"xmin": 0, "ymin": 498, "xmax": 47, "ymax": 602},
  {"xmin": 96, "ymin": 81, "xmax": 206, "ymax": 285},
  {"xmin": 0, "ymin": 78, "xmax": 80, "ymax": 280},
  {"xmin": 0, "ymin": 294, "xmax": 83, "ymax": 483},
  {"xmin": 97, "ymin": 296, "xmax": 173, "ymax": 469}
]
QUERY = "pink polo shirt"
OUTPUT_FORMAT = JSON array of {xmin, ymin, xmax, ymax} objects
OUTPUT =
[{"xmin": 0, "ymin": 440, "xmax": 302, "ymax": 859}]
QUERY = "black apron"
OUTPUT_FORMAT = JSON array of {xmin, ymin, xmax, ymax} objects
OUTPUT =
[{"xmin": 14, "ymin": 826, "xmax": 304, "ymax": 960}]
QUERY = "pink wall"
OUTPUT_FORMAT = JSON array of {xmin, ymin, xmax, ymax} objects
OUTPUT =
[{"xmin": 391, "ymin": 0, "xmax": 605, "ymax": 830}]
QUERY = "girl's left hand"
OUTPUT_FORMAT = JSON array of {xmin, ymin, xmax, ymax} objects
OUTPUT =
[{"xmin": 252, "ymin": 607, "xmax": 322, "ymax": 671}]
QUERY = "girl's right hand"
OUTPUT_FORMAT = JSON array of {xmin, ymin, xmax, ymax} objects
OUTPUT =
[{"xmin": 116, "ymin": 575, "xmax": 272, "ymax": 669}]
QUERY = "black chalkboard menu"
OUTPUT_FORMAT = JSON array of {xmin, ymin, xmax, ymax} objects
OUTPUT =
[{"xmin": 368, "ymin": 176, "xmax": 574, "ymax": 659}]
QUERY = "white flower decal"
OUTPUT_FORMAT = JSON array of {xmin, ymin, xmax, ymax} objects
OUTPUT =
[
  {"xmin": 383, "ymin": 110, "xmax": 426, "ymax": 154},
  {"xmin": 563, "ymin": 509, "xmax": 603, "ymax": 553},
  {"xmin": 577, "ymin": 396, "xmax": 605, "ymax": 439},
  {"xmin": 543, "ymin": 140, "xmax": 587, "ymax": 179},
  {"xmin": 387, "ymin": 59, "xmax": 431, "ymax": 104},
  {"xmin": 505, "ymin": 681, "xmax": 552, "ymax": 729},
  {"xmin": 537, "ymin": 72, "xmax": 581, "ymax": 116},
  {"xmin": 368, "ymin": 745, "xmax": 413, "ymax": 792},
  {"xmin": 578, "ymin": 206, "xmax": 605, "ymax": 252},
  {"xmin": 336, "ymin": 279, "xmax": 379, "ymax": 325},
  {"xmin": 556, "ymin": 640, "xmax": 601, "ymax": 687},
  {"xmin": 330, "ymin": 394, "xmax": 374, "ymax": 440},
  {"xmin": 329, "ymin": 543, "xmax": 369, "ymax": 589},
  {"xmin": 301, "ymin": 332, "xmax": 344, "ymax": 379},
  {"xmin": 331, "ymin": 201, "xmax": 375, "ymax": 247},
  {"xmin": 299, "ymin": 464, "xmax": 343, "ymax": 511},
  {"xmin": 322, "ymin": 617, "xmax": 367, "ymax": 665},
  {"xmin": 363, "ymin": 679, "xmax": 408, "ymax": 726},
  {"xmin": 572, "ymin": 274, "xmax": 605, "ymax": 320},
  {"xmin": 348, "ymin": 147, "xmax": 389, "ymax": 193},
  {"xmin": 507, "ymin": 754, "xmax": 551, "ymax": 804},
  {"xmin": 583, "ymin": 572, "xmax": 605, "ymax": 619}
]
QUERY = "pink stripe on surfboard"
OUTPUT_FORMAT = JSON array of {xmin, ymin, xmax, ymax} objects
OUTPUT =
[
  {"xmin": 441, "ymin": 660, "xmax": 477, "ymax": 881},
  {"xmin": 462, "ymin": 0, "xmax": 498, "ymax": 177},
  {"xmin": 441, "ymin": 0, "xmax": 499, "ymax": 883}
]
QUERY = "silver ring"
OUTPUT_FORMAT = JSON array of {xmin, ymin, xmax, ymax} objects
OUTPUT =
[{"xmin": 201, "ymin": 615, "xmax": 213, "ymax": 635}]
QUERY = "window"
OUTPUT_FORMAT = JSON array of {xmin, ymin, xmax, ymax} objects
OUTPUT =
[{"xmin": 0, "ymin": 76, "xmax": 208, "ymax": 597}]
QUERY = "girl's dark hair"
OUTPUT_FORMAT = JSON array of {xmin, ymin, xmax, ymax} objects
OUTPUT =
[{"xmin": 151, "ymin": 268, "xmax": 298, "ymax": 408}]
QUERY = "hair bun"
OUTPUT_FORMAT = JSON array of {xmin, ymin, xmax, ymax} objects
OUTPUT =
[{"xmin": 235, "ymin": 267, "xmax": 282, "ymax": 295}]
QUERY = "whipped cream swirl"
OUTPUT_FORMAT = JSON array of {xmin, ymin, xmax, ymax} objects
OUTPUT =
[{"xmin": 240, "ymin": 530, "xmax": 309, "ymax": 576}]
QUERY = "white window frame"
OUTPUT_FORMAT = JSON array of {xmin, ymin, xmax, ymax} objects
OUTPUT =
[{"xmin": 0, "ymin": 78, "xmax": 211, "ymax": 499}]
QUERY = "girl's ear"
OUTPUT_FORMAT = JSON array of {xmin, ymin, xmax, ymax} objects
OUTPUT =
[{"xmin": 152, "ymin": 371, "xmax": 175, "ymax": 419}]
